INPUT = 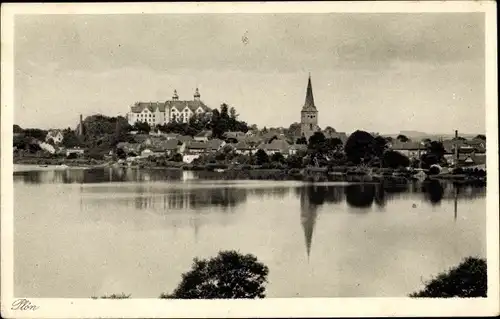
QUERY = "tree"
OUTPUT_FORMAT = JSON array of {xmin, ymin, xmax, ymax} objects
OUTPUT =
[
  {"xmin": 424, "ymin": 141, "xmax": 446, "ymax": 164},
  {"xmin": 323, "ymin": 126, "xmax": 336, "ymax": 137},
  {"xmin": 211, "ymin": 108, "xmax": 226, "ymax": 139},
  {"xmin": 271, "ymin": 152, "xmax": 285, "ymax": 163},
  {"xmin": 475, "ymin": 134, "xmax": 486, "ymax": 141},
  {"xmin": 229, "ymin": 107, "xmax": 238, "ymax": 121},
  {"xmin": 344, "ymin": 130, "xmax": 377, "ymax": 165},
  {"xmin": 410, "ymin": 257, "xmax": 486, "ymax": 297},
  {"xmin": 113, "ymin": 116, "xmax": 133, "ymax": 146},
  {"xmin": 62, "ymin": 129, "xmax": 81, "ymax": 148},
  {"xmin": 286, "ymin": 152, "xmax": 305, "ymax": 168},
  {"xmin": 286, "ymin": 122, "xmax": 302, "ymax": 139},
  {"xmin": 308, "ymin": 131, "xmax": 326, "ymax": 148},
  {"xmin": 296, "ymin": 136, "xmax": 307, "ymax": 145},
  {"xmin": 116, "ymin": 147, "xmax": 127, "ymax": 160},
  {"xmin": 171, "ymin": 153, "xmax": 183, "ymax": 162},
  {"xmin": 326, "ymin": 138, "xmax": 343, "ymax": 151},
  {"xmin": 161, "ymin": 251, "xmax": 269, "ymax": 299},
  {"xmin": 23, "ymin": 128, "xmax": 48, "ymax": 141},
  {"xmin": 382, "ymin": 150, "xmax": 410, "ymax": 168},
  {"xmin": 373, "ymin": 135, "xmax": 388, "ymax": 158},
  {"xmin": 397, "ymin": 134, "xmax": 410, "ymax": 142},
  {"xmin": 255, "ymin": 149, "xmax": 269, "ymax": 165},
  {"xmin": 133, "ymin": 121, "xmax": 151, "ymax": 134},
  {"xmin": 13, "ymin": 124, "xmax": 24, "ymax": 134}
]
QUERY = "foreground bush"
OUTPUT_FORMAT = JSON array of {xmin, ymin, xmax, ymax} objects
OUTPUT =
[
  {"xmin": 410, "ymin": 257, "xmax": 486, "ymax": 298},
  {"xmin": 160, "ymin": 250, "xmax": 269, "ymax": 299}
]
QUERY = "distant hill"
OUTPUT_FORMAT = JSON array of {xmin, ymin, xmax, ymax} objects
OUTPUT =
[{"xmin": 381, "ymin": 131, "xmax": 483, "ymax": 141}]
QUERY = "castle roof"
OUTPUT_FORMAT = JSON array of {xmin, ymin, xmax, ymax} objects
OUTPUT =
[
  {"xmin": 166, "ymin": 100, "xmax": 211, "ymax": 113},
  {"xmin": 130, "ymin": 88, "xmax": 211, "ymax": 114},
  {"xmin": 302, "ymin": 75, "xmax": 317, "ymax": 112}
]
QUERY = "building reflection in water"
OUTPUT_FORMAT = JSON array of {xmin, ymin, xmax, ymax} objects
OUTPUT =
[
  {"xmin": 297, "ymin": 185, "xmax": 345, "ymax": 260},
  {"xmin": 422, "ymin": 180, "xmax": 445, "ymax": 205},
  {"xmin": 15, "ymin": 168, "xmax": 487, "ymax": 243},
  {"xmin": 14, "ymin": 167, "xmax": 183, "ymax": 184}
]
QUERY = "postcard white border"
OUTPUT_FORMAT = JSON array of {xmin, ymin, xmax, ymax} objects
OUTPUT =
[{"xmin": 1, "ymin": 1, "xmax": 499, "ymax": 318}]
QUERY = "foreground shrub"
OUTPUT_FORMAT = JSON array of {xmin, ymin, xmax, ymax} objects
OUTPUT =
[
  {"xmin": 410, "ymin": 257, "xmax": 486, "ymax": 298},
  {"xmin": 160, "ymin": 250, "xmax": 269, "ymax": 299}
]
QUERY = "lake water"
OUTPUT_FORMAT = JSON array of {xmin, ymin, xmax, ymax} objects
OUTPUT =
[{"xmin": 13, "ymin": 166, "xmax": 486, "ymax": 298}]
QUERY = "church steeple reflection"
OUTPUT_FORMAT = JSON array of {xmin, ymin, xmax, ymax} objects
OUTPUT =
[{"xmin": 300, "ymin": 186, "xmax": 319, "ymax": 261}]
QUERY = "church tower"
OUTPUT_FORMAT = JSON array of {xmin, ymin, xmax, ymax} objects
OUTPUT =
[{"xmin": 300, "ymin": 74, "xmax": 319, "ymax": 140}]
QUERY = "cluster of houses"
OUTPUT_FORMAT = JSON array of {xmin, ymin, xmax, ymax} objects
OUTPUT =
[
  {"xmin": 115, "ymin": 129, "xmax": 315, "ymax": 164},
  {"xmin": 388, "ymin": 137, "xmax": 486, "ymax": 169},
  {"xmin": 36, "ymin": 126, "xmax": 487, "ymax": 170}
]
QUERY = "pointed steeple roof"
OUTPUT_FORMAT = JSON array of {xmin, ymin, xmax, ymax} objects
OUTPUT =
[
  {"xmin": 302, "ymin": 74, "xmax": 317, "ymax": 112},
  {"xmin": 301, "ymin": 209, "xmax": 317, "ymax": 260},
  {"xmin": 300, "ymin": 188, "xmax": 318, "ymax": 261}
]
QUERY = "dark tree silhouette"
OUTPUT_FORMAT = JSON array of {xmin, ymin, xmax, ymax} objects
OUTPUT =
[
  {"xmin": 271, "ymin": 152, "xmax": 285, "ymax": 163},
  {"xmin": 421, "ymin": 141, "xmax": 446, "ymax": 168},
  {"xmin": 13, "ymin": 124, "xmax": 24, "ymax": 134},
  {"xmin": 345, "ymin": 184, "xmax": 376, "ymax": 209},
  {"xmin": 397, "ymin": 134, "xmax": 410, "ymax": 142},
  {"xmin": 255, "ymin": 149, "xmax": 269, "ymax": 165},
  {"xmin": 161, "ymin": 251, "xmax": 269, "ymax": 299},
  {"xmin": 23, "ymin": 128, "xmax": 48, "ymax": 141},
  {"xmin": 410, "ymin": 257, "xmax": 486, "ymax": 297},
  {"xmin": 383, "ymin": 150, "xmax": 410, "ymax": 168},
  {"xmin": 62, "ymin": 129, "xmax": 81, "ymax": 148},
  {"xmin": 423, "ymin": 179, "xmax": 444, "ymax": 204},
  {"xmin": 296, "ymin": 136, "xmax": 308, "ymax": 145},
  {"xmin": 344, "ymin": 130, "xmax": 377, "ymax": 164},
  {"xmin": 286, "ymin": 122, "xmax": 301, "ymax": 139},
  {"xmin": 133, "ymin": 121, "xmax": 151, "ymax": 134},
  {"xmin": 475, "ymin": 134, "xmax": 486, "ymax": 141}
]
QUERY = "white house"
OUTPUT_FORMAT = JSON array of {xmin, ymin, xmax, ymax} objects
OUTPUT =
[
  {"xmin": 45, "ymin": 129, "xmax": 64, "ymax": 145},
  {"xmin": 38, "ymin": 142, "xmax": 56, "ymax": 154},
  {"xmin": 66, "ymin": 147, "xmax": 85, "ymax": 157},
  {"xmin": 183, "ymin": 154, "xmax": 200, "ymax": 164}
]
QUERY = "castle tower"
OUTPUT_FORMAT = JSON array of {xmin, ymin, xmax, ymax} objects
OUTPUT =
[
  {"xmin": 300, "ymin": 74, "xmax": 319, "ymax": 140},
  {"xmin": 194, "ymin": 88, "xmax": 201, "ymax": 101},
  {"xmin": 172, "ymin": 89, "xmax": 179, "ymax": 101}
]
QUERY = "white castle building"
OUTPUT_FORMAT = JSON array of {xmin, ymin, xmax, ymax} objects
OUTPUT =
[{"xmin": 127, "ymin": 88, "xmax": 211, "ymax": 127}]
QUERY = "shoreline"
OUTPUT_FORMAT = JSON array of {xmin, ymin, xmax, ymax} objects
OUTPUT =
[{"xmin": 13, "ymin": 161, "xmax": 486, "ymax": 186}]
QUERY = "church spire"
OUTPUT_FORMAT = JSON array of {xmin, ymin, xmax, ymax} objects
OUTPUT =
[{"xmin": 303, "ymin": 74, "xmax": 316, "ymax": 110}]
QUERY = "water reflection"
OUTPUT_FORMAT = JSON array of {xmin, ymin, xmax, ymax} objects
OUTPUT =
[
  {"xmin": 422, "ymin": 180, "xmax": 445, "ymax": 205},
  {"xmin": 345, "ymin": 184, "xmax": 376, "ymax": 210},
  {"xmin": 13, "ymin": 167, "xmax": 183, "ymax": 184}
]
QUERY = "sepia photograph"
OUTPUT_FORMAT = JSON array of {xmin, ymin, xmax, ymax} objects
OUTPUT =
[{"xmin": 1, "ymin": 1, "xmax": 498, "ymax": 318}]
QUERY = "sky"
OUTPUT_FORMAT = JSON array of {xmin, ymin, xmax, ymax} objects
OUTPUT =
[{"xmin": 14, "ymin": 13, "xmax": 485, "ymax": 134}]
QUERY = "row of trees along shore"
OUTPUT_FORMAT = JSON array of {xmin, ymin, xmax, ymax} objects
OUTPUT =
[
  {"xmin": 92, "ymin": 251, "xmax": 486, "ymax": 299},
  {"xmin": 14, "ymin": 103, "xmax": 485, "ymax": 171}
]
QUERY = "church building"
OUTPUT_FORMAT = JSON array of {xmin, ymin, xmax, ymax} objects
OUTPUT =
[
  {"xmin": 300, "ymin": 75, "xmax": 320, "ymax": 140},
  {"xmin": 127, "ymin": 88, "xmax": 211, "ymax": 127}
]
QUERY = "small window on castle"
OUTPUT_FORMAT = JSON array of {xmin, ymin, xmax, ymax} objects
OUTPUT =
[{"xmin": 310, "ymin": 124, "xmax": 313, "ymax": 130}]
